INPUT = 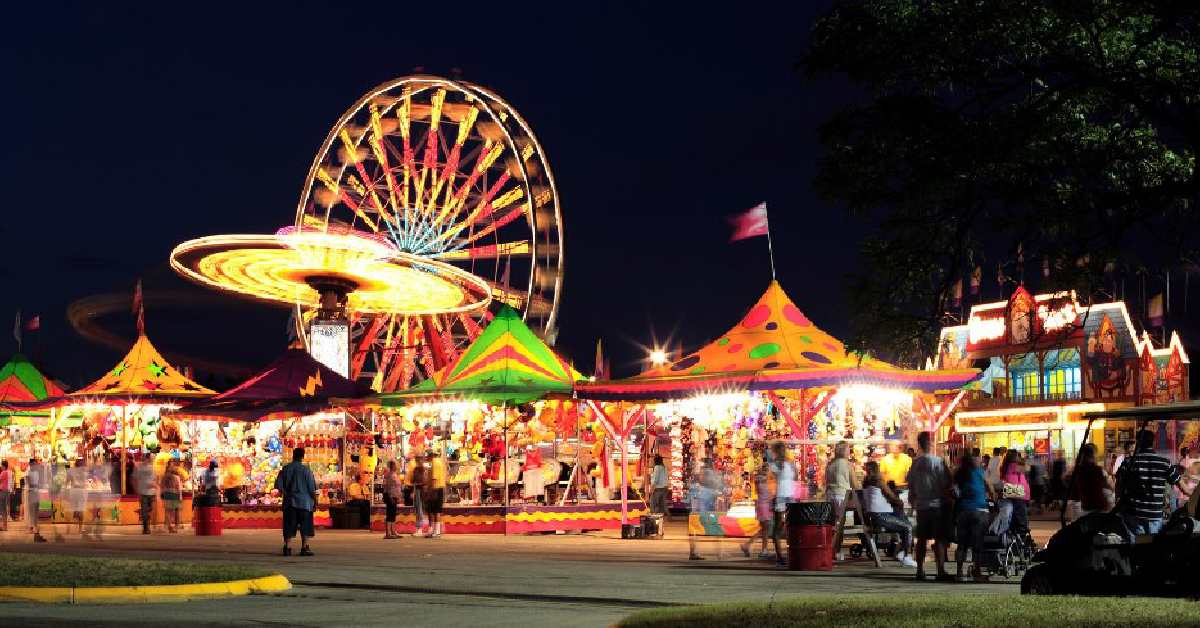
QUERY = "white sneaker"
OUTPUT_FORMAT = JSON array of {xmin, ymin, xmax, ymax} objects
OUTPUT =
[{"xmin": 896, "ymin": 553, "xmax": 917, "ymax": 568}]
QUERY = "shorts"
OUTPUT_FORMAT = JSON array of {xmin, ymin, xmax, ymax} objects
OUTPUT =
[
  {"xmin": 755, "ymin": 500, "xmax": 772, "ymax": 521},
  {"xmin": 774, "ymin": 497, "xmax": 793, "ymax": 513},
  {"xmin": 915, "ymin": 507, "xmax": 951, "ymax": 542},
  {"xmin": 423, "ymin": 489, "xmax": 445, "ymax": 515},
  {"xmin": 283, "ymin": 506, "xmax": 315, "ymax": 539},
  {"xmin": 384, "ymin": 496, "xmax": 398, "ymax": 523},
  {"xmin": 162, "ymin": 492, "xmax": 181, "ymax": 509}
]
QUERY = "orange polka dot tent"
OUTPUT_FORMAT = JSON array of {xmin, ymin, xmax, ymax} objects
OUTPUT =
[
  {"xmin": 70, "ymin": 334, "xmax": 216, "ymax": 401},
  {"xmin": 578, "ymin": 281, "xmax": 979, "ymax": 400},
  {"xmin": 381, "ymin": 305, "xmax": 583, "ymax": 406}
]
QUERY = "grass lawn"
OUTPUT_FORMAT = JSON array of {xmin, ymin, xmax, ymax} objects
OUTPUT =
[
  {"xmin": 0, "ymin": 553, "xmax": 273, "ymax": 588},
  {"xmin": 619, "ymin": 594, "xmax": 1200, "ymax": 627}
]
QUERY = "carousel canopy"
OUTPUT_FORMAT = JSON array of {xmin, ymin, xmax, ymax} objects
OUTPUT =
[
  {"xmin": 0, "ymin": 353, "xmax": 65, "ymax": 403},
  {"xmin": 380, "ymin": 305, "xmax": 583, "ymax": 406},
  {"xmin": 176, "ymin": 348, "xmax": 372, "ymax": 421},
  {"xmin": 70, "ymin": 334, "xmax": 215, "ymax": 401},
  {"xmin": 577, "ymin": 281, "xmax": 980, "ymax": 400}
]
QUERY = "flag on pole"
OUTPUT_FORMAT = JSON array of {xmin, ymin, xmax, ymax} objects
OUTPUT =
[
  {"xmin": 132, "ymin": 280, "xmax": 145, "ymax": 335},
  {"xmin": 969, "ymin": 266, "xmax": 982, "ymax": 296},
  {"xmin": 1148, "ymin": 293, "xmax": 1164, "ymax": 327},
  {"xmin": 950, "ymin": 279, "xmax": 963, "ymax": 308},
  {"xmin": 728, "ymin": 202, "xmax": 769, "ymax": 242},
  {"xmin": 24, "ymin": 315, "xmax": 40, "ymax": 332},
  {"xmin": 1042, "ymin": 258, "xmax": 1051, "ymax": 278},
  {"xmin": 12, "ymin": 310, "xmax": 21, "ymax": 351}
]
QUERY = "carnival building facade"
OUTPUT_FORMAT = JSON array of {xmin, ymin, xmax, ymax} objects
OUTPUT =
[{"xmin": 932, "ymin": 286, "xmax": 1190, "ymax": 463}]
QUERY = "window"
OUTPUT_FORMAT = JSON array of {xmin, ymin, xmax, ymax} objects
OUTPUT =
[
  {"xmin": 1043, "ymin": 367, "xmax": 1081, "ymax": 398},
  {"xmin": 1011, "ymin": 371, "xmax": 1039, "ymax": 400}
]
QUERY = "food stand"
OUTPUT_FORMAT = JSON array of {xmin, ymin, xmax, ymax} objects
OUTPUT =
[{"xmin": 578, "ymin": 280, "xmax": 980, "ymax": 537}]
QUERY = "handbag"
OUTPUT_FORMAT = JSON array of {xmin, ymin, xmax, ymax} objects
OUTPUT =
[{"xmin": 1001, "ymin": 482, "xmax": 1027, "ymax": 499}]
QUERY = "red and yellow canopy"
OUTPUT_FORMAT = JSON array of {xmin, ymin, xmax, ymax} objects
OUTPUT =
[{"xmin": 578, "ymin": 281, "xmax": 979, "ymax": 400}]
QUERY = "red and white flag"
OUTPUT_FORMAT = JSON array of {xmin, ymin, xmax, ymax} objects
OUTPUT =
[
  {"xmin": 132, "ymin": 280, "xmax": 145, "ymax": 335},
  {"xmin": 24, "ymin": 315, "xmax": 40, "ymax": 332},
  {"xmin": 728, "ymin": 202, "xmax": 769, "ymax": 242}
]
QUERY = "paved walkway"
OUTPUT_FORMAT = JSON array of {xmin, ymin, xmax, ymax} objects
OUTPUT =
[{"xmin": 0, "ymin": 516, "xmax": 1058, "ymax": 627}]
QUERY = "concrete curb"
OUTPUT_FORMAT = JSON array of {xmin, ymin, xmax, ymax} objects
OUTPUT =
[{"xmin": 0, "ymin": 574, "xmax": 291, "ymax": 604}]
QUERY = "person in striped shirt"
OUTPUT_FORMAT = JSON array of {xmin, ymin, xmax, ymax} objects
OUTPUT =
[{"xmin": 1116, "ymin": 429, "xmax": 1184, "ymax": 537}]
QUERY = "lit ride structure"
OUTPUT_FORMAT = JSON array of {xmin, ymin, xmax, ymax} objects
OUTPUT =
[
  {"xmin": 371, "ymin": 306, "xmax": 637, "ymax": 534},
  {"xmin": 170, "ymin": 75, "xmax": 564, "ymax": 392},
  {"xmin": 577, "ymin": 281, "xmax": 981, "ymax": 538}
]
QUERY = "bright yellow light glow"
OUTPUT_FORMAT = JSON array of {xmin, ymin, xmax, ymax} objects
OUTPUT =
[
  {"xmin": 171, "ymin": 233, "xmax": 492, "ymax": 315},
  {"xmin": 649, "ymin": 349, "xmax": 668, "ymax": 365}
]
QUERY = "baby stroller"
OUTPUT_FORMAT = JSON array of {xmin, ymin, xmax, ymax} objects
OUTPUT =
[{"xmin": 975, "ymin": 499, "xmax": 1037, "ymax": 579}]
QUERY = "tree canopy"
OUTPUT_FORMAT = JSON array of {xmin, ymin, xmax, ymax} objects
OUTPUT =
[{"xmin": 804, "ymin": 0, "xmax": 1200, "ymax": 365}]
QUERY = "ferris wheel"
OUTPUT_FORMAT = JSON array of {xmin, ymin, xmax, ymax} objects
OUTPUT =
[{"xmin": 293, "ymin": 75, "xmax": 564, "ymax": 392}]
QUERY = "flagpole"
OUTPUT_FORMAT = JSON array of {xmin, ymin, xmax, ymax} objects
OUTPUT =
[{"xmin": 766, "ymin": 221, "xmax": 777, "ymax": 280}]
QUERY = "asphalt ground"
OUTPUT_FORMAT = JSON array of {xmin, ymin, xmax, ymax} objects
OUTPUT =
[{"xmin": 0, "ymin": 516, "xmax": 1060, "ymax": 627}]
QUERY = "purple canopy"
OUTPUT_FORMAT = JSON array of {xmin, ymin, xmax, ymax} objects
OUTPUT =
[{"xmin": 178, "ymin": 349, "xmax": 372, "ymax": 421}]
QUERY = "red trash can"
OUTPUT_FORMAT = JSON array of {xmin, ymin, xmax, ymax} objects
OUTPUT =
[
  {"xmin": 787, "ymin": 523, "xmax": 833, "ymax": 570},
  {"xmin": 785, "ymin": 502, "xmax": 834, "ymax": 571},
  {"xmin": 195, "ymin": 506, "xmax": 224, "ymax": 536}
]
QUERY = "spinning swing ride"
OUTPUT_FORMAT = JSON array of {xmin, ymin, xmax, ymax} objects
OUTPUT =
[{"xmin": 171, "ymin": 75, "xmax": 564, "ymax": 392}]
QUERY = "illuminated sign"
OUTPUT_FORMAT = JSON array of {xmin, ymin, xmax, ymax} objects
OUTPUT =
[
  {"xmin": 309, "ymin": 320, "xmax": 349, "ymax": 378},
  {"xmin": 957, "ymin": 412, "xmax": 1059, "ymax": 431},
  {"xmin": 967, "ymin": 314, "xmax": 1006, "ymax": 345}
]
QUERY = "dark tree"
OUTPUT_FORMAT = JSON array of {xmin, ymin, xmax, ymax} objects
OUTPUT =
[{"xmin": 804, "ymin": 0, "xmax": 1200, "ymax": 365}]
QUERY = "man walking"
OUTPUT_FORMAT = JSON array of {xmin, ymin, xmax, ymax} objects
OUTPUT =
[
  {"xmin": 133, "ymin": 457, "xmax": 159, "ymax": 535},
  {"xmin": 275, "ymin": 447, "xmax": 318, "ymax": 556},
  {"xmin": 1117, "ymin": 429, "xmax": 1183, "ymax": 537},
  {"xmin": 907, "ymin": 431, "xmax": 953, "ymax": 581}
]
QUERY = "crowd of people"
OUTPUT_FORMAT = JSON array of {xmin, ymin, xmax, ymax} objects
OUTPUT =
[{"xmin": 672, "ymin": 428, "xmax": 1200, "ymax": 580}]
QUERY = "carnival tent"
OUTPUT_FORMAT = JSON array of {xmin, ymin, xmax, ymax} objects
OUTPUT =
[
  {"xmin": 382, "ymin": 305, "xmax": 583, "ymax": 406},
  {"xmin": 578, "ymin": 281, "xmax": 980, "ymax": 400},
  {"xmin": 70, "ymin": 334, "xmax": 216, "ymax": 401},
  {"xmin": 177, "ymin": 348, "xmax": 372, "ymax": 421},
  {"xmin": 0, "ymin": 354, "xmax": 65, "ymax": 403}
]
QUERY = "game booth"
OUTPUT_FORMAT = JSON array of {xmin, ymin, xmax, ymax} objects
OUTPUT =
[
  {"xmin": 577, "ymin": 280, "xmax": 980, "ymax": 537},
  {"xmin": 1, "ymin": 333, "xmax": 219, "ymax": 528},
  {"xmin": 172, "ymin": 347, "xmax": 374, "ymax": 531},
  {"xmin": 371, "ymin": 305, "xmax": 648, "ymax": 535}
]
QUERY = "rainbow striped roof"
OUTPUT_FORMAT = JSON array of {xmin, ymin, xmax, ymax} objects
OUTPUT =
[
  {"xmin": 578, "ymin": 281, "xmax": 979, "ymax": 400},
  {"xmin": 381, "ymin": 305, "xmax": 582, "ymax": 405}
]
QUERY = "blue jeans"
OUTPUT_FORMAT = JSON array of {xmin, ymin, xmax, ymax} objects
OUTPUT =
[
  {"xmin": 1123, "ymin": 515, "xmax": 1163, "ymax": 538},
  {"xmin": 867, "ymin": 512, "xmax": 912, "ymax": 554}
]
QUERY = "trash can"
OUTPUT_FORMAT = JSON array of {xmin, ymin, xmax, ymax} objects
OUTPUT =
[
  {"xmin": 195, "ymin": 505, "xmax": 224, "ymax": 536},
  {"xmin": 786, "ymin": 501, "xmax": 833, "ymax": 571},
  {"xmin": 641, "ymin": 513, "xmax": 664, "ymax": 538}
]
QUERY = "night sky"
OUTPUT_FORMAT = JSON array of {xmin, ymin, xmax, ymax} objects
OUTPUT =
[{"xmin": 4, "ymin": 1, "xmax": 866, "ymax": 387}]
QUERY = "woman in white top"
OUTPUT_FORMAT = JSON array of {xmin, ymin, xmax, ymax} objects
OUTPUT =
[
  {"xmin": 824, "ymin": 441, "xmax": 859, "ymax": 560},
  {"xmin": 862, "ymin": 460, "xmax": 916, "ymax": 567}
]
